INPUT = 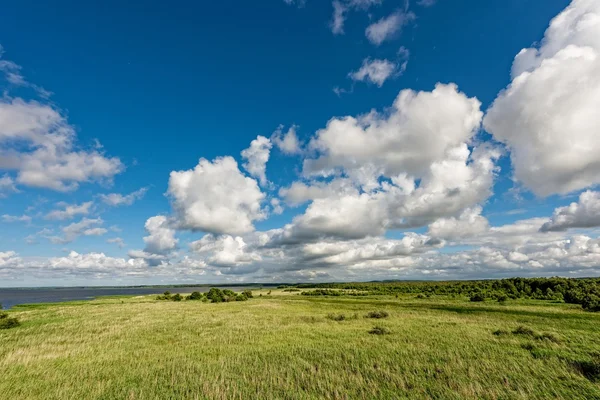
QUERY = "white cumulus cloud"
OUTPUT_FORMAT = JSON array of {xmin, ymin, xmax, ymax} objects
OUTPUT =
[
  {"xmin": 168, "ymin": 156, "xmax": 266, "ymax": 235},
  {"xmin": 484, "ymin": 0, "xmax": 600, "ymax": 196}
]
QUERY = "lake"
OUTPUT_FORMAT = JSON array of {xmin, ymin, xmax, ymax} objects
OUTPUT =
[{"xmin": 0, "ymin": 286, "xmax": 260, "ymax": 309}]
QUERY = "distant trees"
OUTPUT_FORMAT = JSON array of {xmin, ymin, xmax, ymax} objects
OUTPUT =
[
  {"xmin": 0, "ymin": 312, "xmax": 20, "ymax": 329},
  {"xmin": 295, "ymin": 277, "xmax": 600, "ymax": 312},
  {"xmin": 156, "ymin": 288, "xmax": 254, "ymax": 303}
]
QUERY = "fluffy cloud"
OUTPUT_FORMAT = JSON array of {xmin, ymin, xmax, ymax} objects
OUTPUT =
[
  {"xmin": 191, "ymin": 234, "xmax": 262, "ymax": 273},
  {"xmin": 365, "ymin": 11, "xmax": 415, "ymax": 46},
  {"xmin": 168, "ymin": 156, "xmax": 266, "ymax": 235},
  {"xmin": 304, "ymin": 83, "xmax": 483, "ymax": 179},
  {"xmin": 241, "ymin": 135, "xmax": 272, "ymax": 186},
  {"xmin": 349, "ymin": 58, "xmax": 399, "ymax": 87},
  {"xmin": 271, "ymin": 125, "xmax": 301, "ymax": 155},
  {"xmin": 284, "ymin": 143, "xmax": 500, "ymax": 240},
  {"xmin": 0, "ymin": 98, "xmax": 123, "ymax": 191},
  {"xmin": 45, "ymin": 201, "xmax": 93, "ymax": 220},
  {"xmin": 484, "ymin": 0, "xmax": 600, "ymax": 196},
  {"xmin": 541, "ymin": 191, "xmax": 600, "ymax": 232},
  {"xmin": 276, "ymin": 83, "xmax": 499, "ymax": 240},
  {"xmin": 142, "ymin": 215, "xmax": 178, "ymax": 255},
  {"xmin": 99, "ymin": 187, "xmax": 148, "ymax": 207},
  {"xmin": 427, "ymin": 207, "xmax": 489, "ymax": 240}
]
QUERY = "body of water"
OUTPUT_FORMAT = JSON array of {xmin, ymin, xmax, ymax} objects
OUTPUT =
[{"xmin": 0, "ymin": 286, "xmax": 259, "ymax": 309}]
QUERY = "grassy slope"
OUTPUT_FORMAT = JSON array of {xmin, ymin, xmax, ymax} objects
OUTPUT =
[{"xmin": 1, "ymin": 290, "xmax": 600, "ymax": 399}]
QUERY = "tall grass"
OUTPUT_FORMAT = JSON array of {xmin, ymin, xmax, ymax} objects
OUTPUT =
[{"xmin": 1, "ymin": 291, "xmax": 600, "ymax": 399}]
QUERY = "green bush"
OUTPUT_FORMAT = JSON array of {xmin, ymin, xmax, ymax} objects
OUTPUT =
[
  {"xmin": 496, "ymin": 294, "xmax": 509, "ymax": 303},
  {"xmin": 369, "ymin": 326, "xmax": 390, "ymax": 335},
  {"xmin": 512, "ymin": 326, "xmax": 536, "ymax": 336},
  {"xmin": 0, "ymin": 312, "xmax": 20, "ymax": 329},
  {"xmin": 326, "ymin": 313, "xmax": 346, "ymax": 321},
  {"xmin": 571, "ymin": 358, "xmax": 600, "ymax": 382},
  {"xmin": 156, "ymin": 291, "xmax": 173, "ymax": 300},
  {"xmin": 235, "ymin": 294, "xmax": 249, "ymax": 301},
  {"xmin": 172, "ymin": 293, "xmax": 183, "ymax": 302},
  {"xmin": 206, "ymin": 288, "xmax": 225, "ymax": 303},
  {"xmin": 365, "ymin": 311, "xmax": 389, "ymax": 319},
  {"xmin": 470, "ymin": 293, "xmax": 485, "ymax": 302},
  {"xmin": 534, "ymin": 332, "xmax": 561, "ymax": 344},
  {"xmin": 242, "ymin": 290, "xmax": 254, "ymax": 298},
  {"xmin": 187, "ymin": 291, "xmax": 203, "ymax": 300}
]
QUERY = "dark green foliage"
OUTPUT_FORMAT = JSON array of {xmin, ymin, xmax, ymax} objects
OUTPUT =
[
  {"xmin": 581, "ymin": 294, "xmax": 600, "ymax": 312},
  {"xmin": 492, "ymin": 329, "xmax": 510, "ymax": 336},
  {"xmin": 512, "ymin": 326, "xmax": 536, "ymax": 336},
  {"xmin": 0, "ymin": 312, "xmax": 20, "ymax": 329},
  {"xmin": 235, "ymin": 294, "xmax": 248, "ymax": 301},
  {"xmin": 172, "ymin": 293, "xmax": 183, "ymax": 302},
  {"xmin": 496, "ymin": 294, "xmax": 509, "ymax": 303},
  {"xmin": 571, "ymin": 358, "xmax": 600, "ymax": 382},
  {"xmin": 326, "ymin": 313, "xmax": 346, "ymax": 321},
  {"xmin": 156, "ymin": 291, "xmax": 174, "ymax": 300},
  {"xmin": 206, "ymin": 288, "xmax": 225, "ymax": 303},
  {"xmin": 534, "ymin": 332, "xmax": 561, "ymax": 344},
  {"xmin": 301, "ymin": 289, "xmax": 368, "ymax": 297},
  {"xmin": 369, "ymin": 326, "xmax": 390, "ymax": 335},
  {"xmin": 283, "ymin": 288, "xmax": 301, "ymax": 292},
  {"xmin": 290, "ymin": 277, "xmax": 600, "ymax": 312},
  {"xmin": 203, "ymin": 288, "xmax": 255, "ymax": 303},
  {"xmin": 365, "ymin": 311, "xmax": 389, "ymax": 319},
  {"xmin": 187, "ymin": 291, "xmax": 203, "ymax": 300},
  {"xmin": 470, "ymin": 293, "xmax": 485, "ymax": 302}
]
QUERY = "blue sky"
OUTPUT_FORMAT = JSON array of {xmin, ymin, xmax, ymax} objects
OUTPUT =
[{"xmin": 1, "ymin": 0, "xmax": 599, "ymax": 286}]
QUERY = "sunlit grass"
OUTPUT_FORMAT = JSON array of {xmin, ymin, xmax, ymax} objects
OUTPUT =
[{"xmin": 1, "ymin": 290, "xmax": 600, "ymax": 399}]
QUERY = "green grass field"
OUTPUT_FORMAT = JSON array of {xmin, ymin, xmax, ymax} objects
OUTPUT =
[{"xmin": 2, "ymin": 290, "xmax": 600, "ymax": 399}]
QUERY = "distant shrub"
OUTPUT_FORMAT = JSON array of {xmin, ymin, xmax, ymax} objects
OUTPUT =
[
  {"xmin": 326, "ymin": 313, "xmax": 346, "ymax": 321},
  {"xmin": 369, "ymin": 326, "xmax": 390, "ymax": 335},
  {"xmin": 283, "ymin": 288, "xmax": 301, "ymax": 292},
  {"xmin": 242, "ymin": 290, "xmax": 253, "ymax": 299},
  {"xmin": 534, "ymin": 332, "xmax": 561, "ymax": 344},
  {"xmin": 581, "ymin": 294, "xmax": 600, "ymax": 312},
  {"xmin": 492, "ymin": 329, "xmax": 510, "ymax": 336},
  {"xmin": 521, "ymin": 343, "xmax": 536, "ymax": 352},
  {"xmin": 365, "ymin": 311, "xmax": 389, "ymax": 319},
  {"xmin": 470, "ymin": 293, "xmax": 486, "ymax": 302},
  {"xmin": 512, "ymin": 326, "xmax": 536, "ymax": 336},
  {"xmin": 235, "ymin": 293, "xmax": 249, "ymax": 301},
  {"xmin": 206, "ymin": 288, "xmax": 225, "ymax": 303},
  {"xmin": 496, "ymin": 294, "xmax": 509, "ymax": 303},
  {"xmin": 187, "ymin": 291, "xmax": 203, "ymax": 300},
  {"xmin": 299, "ymin": 316, "xmax": 321, "ymax": 323},
  {"xmin": 172, "ymin": 293, "xmax": 183, "ymax": 302},
  {"xmin": 415, "ymin": 293, "xmax": 426, "ymax": 299},
  {"xmin": 571, "ymin": 358, "xmax": 600, "ymax": 382},
  {"xmin": 0, "ymin": 313, "xmax": 20, "ymax": 329},
  {"xmin": 302, "ymin": 289, "xmax": 344, "ymax": 296},
  {"xmin": 156, "ymin": 291, "xmax": 173, "ymax": 300}
]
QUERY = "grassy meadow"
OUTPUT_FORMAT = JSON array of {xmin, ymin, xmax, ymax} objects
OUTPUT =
[{"xmin": 2, "ymin": 288, "xmax": 600, "ymax": 399}]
